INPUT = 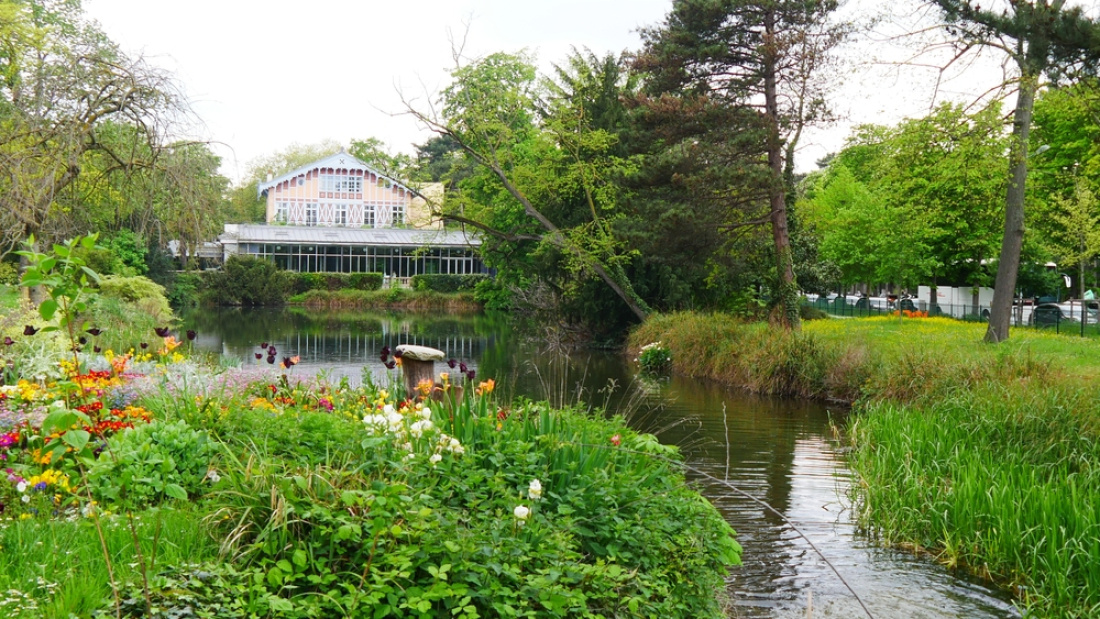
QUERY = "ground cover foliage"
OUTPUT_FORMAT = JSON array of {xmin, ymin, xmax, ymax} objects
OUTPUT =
[
  {"xmin": 631, "ymin": 311, "xmax": 1100, "ymax": 617},
  {"xmin": 0, "ymin": 261, "xmax": 740, "ymax": 618}
]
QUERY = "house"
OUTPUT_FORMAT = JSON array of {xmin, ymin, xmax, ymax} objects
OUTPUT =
[{"xmin": 219, "ymin": 151, "xmax": 483, "ymax": 280}]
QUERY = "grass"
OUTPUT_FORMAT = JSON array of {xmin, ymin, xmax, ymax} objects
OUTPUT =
[
  {"xmin": 0, "ymin": 285, "xmax": 19, "ymax": 312},
  {"xmin": 0, "ymin": 508, "xmax": 217, "ymax": 617},
  {"xmin": 631, "ymin": 311, "xmax": 1100, "ymax": 618}
]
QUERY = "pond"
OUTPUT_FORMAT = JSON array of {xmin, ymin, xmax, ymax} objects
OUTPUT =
[{"xmin": 182, "ymin": 306, "xmax": 1022, "ymax": 618}]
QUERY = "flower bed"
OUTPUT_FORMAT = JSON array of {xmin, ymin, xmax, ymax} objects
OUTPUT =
[{"xmin": 0, "ymin": 331, "xmax": 741, "ymax": 618}]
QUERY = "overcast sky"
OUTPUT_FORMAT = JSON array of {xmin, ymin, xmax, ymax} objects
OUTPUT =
[{"xmin": 83, "ymin": 0, "xmax": 1022, "ymax": 184}]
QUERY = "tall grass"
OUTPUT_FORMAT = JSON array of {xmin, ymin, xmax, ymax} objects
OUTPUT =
[
  {"xmin": 0, "ymin": 508, "xmax": 216, "ymax": 617},
  {"xmin": 850, "ymin": 387, "xmax": 1100, "ymax": 617},
  {"xmin": 632, "ymin": 311, "xmax": 1100, "ymax": 617}
]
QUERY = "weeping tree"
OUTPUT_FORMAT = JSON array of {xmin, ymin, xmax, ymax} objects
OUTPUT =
[
  {"xmin": 635, "ymin": 0, "xmax": 847, "ymax": 330},
  {"xmin": 930, "ymin": 0, "xmax": 1100, "ymax": 342},
  {"xmin": 0, "ymin": 0, "xmax": 186, "ymax": 268}
]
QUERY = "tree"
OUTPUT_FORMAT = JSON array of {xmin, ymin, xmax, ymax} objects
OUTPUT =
[
  {"xmin": 930, "ymin": 0, "xmax": 1100, "ymax": 342},
  {"xmin": 402, "ymin": 51, "xmax": 651, "ymax": 326},
  {"xmin": 0, "ymin": 0, "xmax": 183, "ymax": 261},
  {"xmin": 635, "ymin": 0, "xmax": 846, "ymax": 329},
  {"xmin": 1048, "ymin": 181, "xmax": 1100, "ymax": 300},
  {"xmin": 348, "ymin": 136, "xmax": 414, "ymax": 178}
]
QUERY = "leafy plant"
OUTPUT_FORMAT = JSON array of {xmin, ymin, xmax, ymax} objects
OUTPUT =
[
  {"xmin": 637, "ymin": 341, "xmax": 672, "ymax": 375},
  {"xmin": 87, "ymin": 420, "xmax": 217, "ymax": 507}
]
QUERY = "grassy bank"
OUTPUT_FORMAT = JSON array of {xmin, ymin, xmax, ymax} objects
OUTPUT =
[
  {"xmin": 293, "ymin": 288, "xmax": 482, "ymax": 311},
  {"xmin": 630, "ymin": 312, "xmax": 1100, "ymax": 617}
]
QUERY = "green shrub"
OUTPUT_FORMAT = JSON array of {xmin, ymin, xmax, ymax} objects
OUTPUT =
[
  {"xmin": 411, "ymin": 273, "xmax": 488, "ymax": 293},
  {"xmin": 0, "ymin": 260, "xmax": 18, "ymax": 286},
  {"xmin": 347, "ymin": 272, "xmax": 383, "ymax": 290},
  {"xmin": 203, "ymin": 256, "xmax": 290, "ymax": 306},
  {"xmin": 473, "ymin": 276, "xmax": 512, "ymax": 310},
  {"xmin": 97, "ymin": 275, "xmax": 173, "ymax": 325},
  {"xmin": 287, "ymin": 271, "xmax": 384, "ymax": 294},
  {"xmin": 167, "ymin": 271, "xmax": 204, "ymax": 307},
  {"xmin": 87, "ymin": 420, "xmax": 217, "ymax": 507}
]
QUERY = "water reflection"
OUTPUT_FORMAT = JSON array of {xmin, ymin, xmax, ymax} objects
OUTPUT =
[{"xmin": 182, "ymin": 307, "xmax": 1022, "ymax": 618}]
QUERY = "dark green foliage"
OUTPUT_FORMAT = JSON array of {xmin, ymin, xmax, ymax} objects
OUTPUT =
[
  {"xmin": 410, "ymin": 273, "xmax": 488, "ymax": 293},
  {"xmin": 202, "ymin": 256, "xmax": 291, "ymax": 306},
  {"xmin": 287, "ymin": 271, "xmax": 383, "ymax": 295}
]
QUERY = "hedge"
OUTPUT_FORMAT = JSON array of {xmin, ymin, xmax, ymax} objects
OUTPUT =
[
  {"xmin": 410, "ymin": 273, "xmax": 488, "ymax": 293},
  {"xmin": 288, "ymin": 272, "xmax": 384, "ymax": 294}
]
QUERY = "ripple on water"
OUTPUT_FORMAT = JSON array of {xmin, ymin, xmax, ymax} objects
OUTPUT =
[{"xmin": 651, "ymin": 378, "xmax": 1021, "ymax": 619}]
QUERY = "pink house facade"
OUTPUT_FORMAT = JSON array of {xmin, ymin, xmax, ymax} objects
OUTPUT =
[{"xmin": 257, "ymin": 151, "xmax": 433, "ymax": 229}]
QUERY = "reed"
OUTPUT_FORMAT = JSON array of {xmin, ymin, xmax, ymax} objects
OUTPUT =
[{"xmin": 850, "ymin": 387, "xmax": 1100, "ymax": 616}]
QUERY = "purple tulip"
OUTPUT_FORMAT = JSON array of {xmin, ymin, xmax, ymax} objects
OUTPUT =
[
  {"xmin": 186, "ymin": 330, "xmax": 196, "ymax": 341},
  {"xmin": 155, "ymin": 327, "xmax": 170, "ymax": 337},
  {"xmin": 139, "ymin": 342, "xmax": 148, "ymax": 349},
  {"xmin": 23, "ymin": 325, "xmax": 38, "ymax": 336},
  {"xmin": 86, "ymin": 327, "xmax": 103, "ymax": 336}
]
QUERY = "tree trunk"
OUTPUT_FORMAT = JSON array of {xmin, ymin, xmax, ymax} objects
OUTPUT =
[
  {"xmin": 985, "ymin": 74, "xmax": 1037, "ymax": 343},
  {"xmin": 764, "ymin": 8, "xmax": 801, "ymax": 332}
]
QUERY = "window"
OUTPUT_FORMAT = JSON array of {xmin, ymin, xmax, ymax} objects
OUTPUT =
[
  {"xmin": 392, "ymin": 202, "xmax": 405, "ymax": 225},
  {"xmin": 364, "ymin": 205, "xmax": 375, "ymax": 227},
  {"xmin": 321, "ymin": 174, "xmax": 362, "ymax": 193},
  {"xmin": 335, "ymin": 203, "xmax": 347, "ymax": 226},
  {"xmin": 274, "ymin": 202, "xmax": 288, "ymax": 223},
  {"xmin": 306, "ymin": 203, "xmax": 318, "ymax": 226}
]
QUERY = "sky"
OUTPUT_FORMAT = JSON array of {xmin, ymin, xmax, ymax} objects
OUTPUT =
[{"xmin": 82, "ymin": 0, "xmax": 1024, "ymax": 184}]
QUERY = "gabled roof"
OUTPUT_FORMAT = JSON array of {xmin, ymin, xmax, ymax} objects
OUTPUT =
[{"xmin": 257, "ymin": 150, "xmax": 414, "ymax": 198}]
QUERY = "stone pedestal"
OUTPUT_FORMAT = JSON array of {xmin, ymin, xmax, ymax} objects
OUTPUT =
[{"xmin": 395, "ymin": 344, "xmax": 445, "ymax": 398}]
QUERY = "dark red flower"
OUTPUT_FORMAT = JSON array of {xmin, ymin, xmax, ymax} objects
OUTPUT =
[
  {"xmin": 610, "ymin": 434, "xmax": 622, "ymax": 447},
  {"xmin": 380, "ymin": 346, "xmax": 390, "ymax": 357},
  {"xmin": 140, "ymin": 342, "xmax": 148, "ymax": 349},
  {"xmin": 86, "ymin": 327, "xmax": 103, "ymax": 336},
  {"xmin": 379, "ymin": 354, "xmax": 389, "ymax": 363},
  {"xmin": 465, "ymin": 369, "xmax": 476, "ymax": 381},
  {"xmin": 393, "ymin": 350, "xmax": 403, "ymax": 359},
  {"xmin": 459, "ymin": 362, "xmax": 468, "ymax": 373},
  {"xmin": 260, "ymin": 342, "xmax": 268, "ymax": 349},
  {"xmin": 23, "ymin": 325, "xmax": 38, "ymax": 336},
  {"xmin": 385, "ymin": 361, "xmax": 396, "ymax": 369},
  {"xmin": 255, "ymin": 353, "xmax": 262, "ymax": 359},
  {"xmin": 266, "ymin": 355, "xmax": 276, "ymax": 364},
  {"xmin": 93, "ymin": 346, "xmax": 102, "ymax": 353},
  {"xmin": 2, "ymin": 337, "xmax": 13, "ymax": 346},
  {"xmin": 282, "ymin": 356, "xmax": 296, "ymax": 368},
  {"xmin": 78, "ymin": 336, "xmax": 87, "ymax": 345},
  {"xmin": 447, "ymin": 359, "xmax": 457, "ymax": 369},
  {"xmin": 186, "ymin": 330, "xmax": 196, "ymax": 341},
  {"xmin": 267, "ymin": 346, "xmax": 276, "ymax": 355},
  {"xmin": 154, "ymin": 327, "xmax": 170, "ymax": 337}
]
